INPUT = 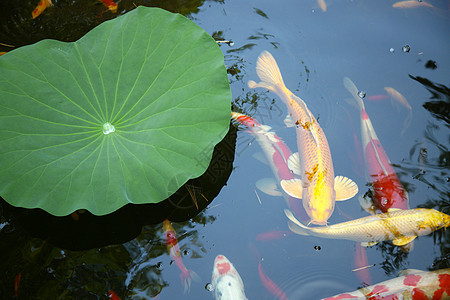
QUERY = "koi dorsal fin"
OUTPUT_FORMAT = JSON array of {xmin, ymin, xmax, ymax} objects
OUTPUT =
[{"xmin": 334, "ymin": 176, "xmax": 358, "ymax": 201}]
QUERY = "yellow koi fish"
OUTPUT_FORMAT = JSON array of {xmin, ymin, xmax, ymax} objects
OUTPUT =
[
  {"xmin": 393, "ymin": 1, "xmax": 435, "ymax": 9},
  {"xmin": 285, "ymin": 208, "xmax": 450, "ymax": 247},
  {"xmin": 248, "ymin": 51, "xmax": 358, "ymax": 225}
]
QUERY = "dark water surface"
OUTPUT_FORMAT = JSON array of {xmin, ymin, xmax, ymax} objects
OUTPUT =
[{"xmin": 1, "ymin": 0, "xmax": 449, "ymax": 299}]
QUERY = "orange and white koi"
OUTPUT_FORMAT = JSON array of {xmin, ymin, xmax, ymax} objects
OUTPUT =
[
  {"xmin": 212, "ymin": 255, "xmax": 248, "ymax": 300},
  {"xmin": 322, "ymin": 268, "xmax": 450, "ymax": 299},
  {"xmin": 162, "ymin": 219, "xmax": 199, "ymax": 293},
  {"xmin": 285, "ymin": 208, "xmax": 450, "ymax": 247},
  {"xmin": 99, "ymin": 0, "xmax": 118, "ymax": 13},
  {"xmin": 248, "ymin": 51, "xmax": 358, "ymax": 225},
  {"xmin": 384, "ymin": 86, "xmax": 412, "ymax": 135},
  {"xmin": 344, "ymin": 77, "xmax": 409, "ymax": 214},
  {"xmin": 393, "ymin": 1, "xmax": 435, "ymax": 9},
  {"xmin": 231, "ymin": 111, "xmax": 309, "ymax": 222},
  {"xmin": 32, "ymin": 0, "xmax": 52, "ymax": 19}
]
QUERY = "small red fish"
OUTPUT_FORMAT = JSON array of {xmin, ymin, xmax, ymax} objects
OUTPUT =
[
  {"xmin": 14, "ymin": 273, "xmax": 21, "ymax": 297},
  {"xmin": 162, "ymin": 219, "xmax": 199, "ymax": 293},
  {"xmin": 108, "ymin": 290, "xmax": 120, "ymax": 300},
  {"xmin": 251, "ymin": 244, "xmax": 288, "ymax": 300},
  {"xmin": 32, "ymin": 0, "xmax": 52, "ymax": 19},
  {"xmin": 99, "ymin": 0, "xmax": 118, "ymax": 13},
  {"xmin": 255, "ymin": 230, "xmax": 292, "ymax": 241},
  {"xmin": 353, "ymin": 244, "xmax": 372, "ymax": 286}
]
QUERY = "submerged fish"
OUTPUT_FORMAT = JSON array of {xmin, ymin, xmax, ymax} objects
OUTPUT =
[
  {"xmin": 344, "ymin": 77, "xmax": 409, "ymax": 214},
  {"xmin": 285, "ymin": 208, "xmax": 450, "ymax": 247},
  {"xmin": 211, "ymin": 255, "xmax": 248, "ymax": 300},
  {"xmin": 32, "ymin": 0, "xmax": 52, "ymax": 19},
  {"xmin": 322, "ymin": 268, "xmax": 450, "ymax": 300},
  {"xmin": 248, "ymin": 51, "xmax": 358, "ymax": 225},
  {"xmin": 231, "ymin": 111, "xmax": 309, "ymax": 222},
  {"xmin": 384, "ymin": 86, "xmax": 412, "ymax": 135},
  {"xmin": 393, "ymin": 1, "xmax": 435, "ymax": 9},
  {"xmin": 162, "ymin": 219, "xmax": 199, "ymax": 293}
]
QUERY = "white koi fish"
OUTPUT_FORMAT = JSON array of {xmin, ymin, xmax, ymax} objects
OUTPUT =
[
  {"xmin": 211, "ymin": 255, "xmax": 248, "ymax": 300},
  {"xmin": 248, "ymin": 51, "xmax": 358, "ymax": 225},
  {"xmin": 322, "ymin": 268, "xmax": 450, "ymax": 299},
  {"xmin": 285, "ymin": 208, "xmax": 450, "ymax": 247}
]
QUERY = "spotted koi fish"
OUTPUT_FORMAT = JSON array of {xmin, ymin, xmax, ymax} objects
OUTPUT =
[
  {"xmin": 231, "ymin": 111, "xmax": 309, "ymax": 222},
  {"xmin": 248, "ymin": 51, "xmax": 358, "ymax": 225},
  {"xmin": 343, "ymin": 77, "xmax": 409, "ymax": 214},
  {"xmin": 162, "ymin": 219, "xmax": 199, "ymax": 293},
  {"xmin": 212, "ymin": 255, "xmax": 248, "ymax": 300},
  {"xmin": 285, "ymin": 208, "xmax": 450, "ymax": 247},
  {"xmin": 323, "ymin": 268, "xmax": 450, "ymax": 299}
]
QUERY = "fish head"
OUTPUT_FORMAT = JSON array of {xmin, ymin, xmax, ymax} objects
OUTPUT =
[
  {"xmin": 303, "ymin": 185, "xmax": 336, "ymax": 225},
  {"xmin": 212, "ymin": 255, "xmax": 246, "ymax": 299},
  {"xmin": 417, "ymin": 209, "xmax": 450, "ymax": 233}
]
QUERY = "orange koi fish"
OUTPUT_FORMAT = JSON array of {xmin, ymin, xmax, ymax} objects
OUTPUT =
[
  {"xmin": 100, "ymin": 0, "xmax": 118, "ymax": 13},
  {"xmin": 393, "ymin": 1, "xmax": 435, "ymax": 9},
  {"xmin": 384, "ymin": 86, "xmax": 412, "ymax": 135},
  {"xmin": 323, "ymin": 268, "xmax": 450, "ymax": 299},
  {"xmin": 0, "ymin": 52, "xmax": 7, "ymax": 56},
  {"xmin": 32, "ymin": 0, "xmax": 52, "ymax": 19},
  {"xmin": 248, "ymin": 51, "xmax": 358, "ymax": 225},
  {"xmin": 353, "ymin": 244, "xmax": 372, "ymax": 286},
  {"xmin": 344, "ymin": 77, "xmax": 409, "ymax": 214},
  {"xmin": 162, "ymin": 219, "xmax": 199, "ymax": 293}
]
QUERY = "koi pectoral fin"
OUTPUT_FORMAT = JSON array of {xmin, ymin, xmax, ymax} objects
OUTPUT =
[
  {"xmin": 287, "ymin": 153, "xmax": 301, "ymax": 176},
  {"xmin": 281, "ymin": 179, "xmax": 303, "ymax": 199},
  {"xmin": 256, "ymin": 178, "xmax": 283, "ymax": 197},
  {"xmin": 392, "ymin": 235, "xmax": 417, "ymax": 246},
  {"xmin": 334, "ymin": 176, "xmax": 358, "ymax": 201}
]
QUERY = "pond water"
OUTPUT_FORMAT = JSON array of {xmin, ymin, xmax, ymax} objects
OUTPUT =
[{"xmin": 0, "ymin": 0, "xmax": 449, "ymax": 299}]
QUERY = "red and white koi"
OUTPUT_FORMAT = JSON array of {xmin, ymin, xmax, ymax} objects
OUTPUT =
[
  {"xmin": 322, "ymin": 268, "xmax": 450, "ymax": 299},
  {"xmin": 344, "ymin": 77, "xmax": 409, "ymax": 214},
  {"xmin": 162, "ymin": 219, "xmax": 199, "ymax": 293},
  {"xmin": 212, "ymin": 255, "xmax": 248, "ymax": 300},
  {"xmin": 248, "ymin": 51, "xmax": 358, "ymax": 225},
  {"xmin": 231, "ymin": 111, "xmax": 308, "ymax": 222}
]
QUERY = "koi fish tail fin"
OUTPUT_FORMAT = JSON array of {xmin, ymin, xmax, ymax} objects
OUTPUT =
[
  {"xmin": 343, "ymin": 77, "xmax": 365, "ymax": 111},
  {"xmin": 180, "ymin": 269, "xmax": 200, "ymax": 293},
  {"xmin": 248, "ymin": 51, "xmax": 287, "ymax": 94},
  {"xmin": 284, "ymin": 209, "xmax": 310, "ymax": 236}
]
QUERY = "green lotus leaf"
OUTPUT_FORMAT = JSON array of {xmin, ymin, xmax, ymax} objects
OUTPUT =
[{"xmin": 0, "ymin": 6, "xmax": 231, "ymax": 216}]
